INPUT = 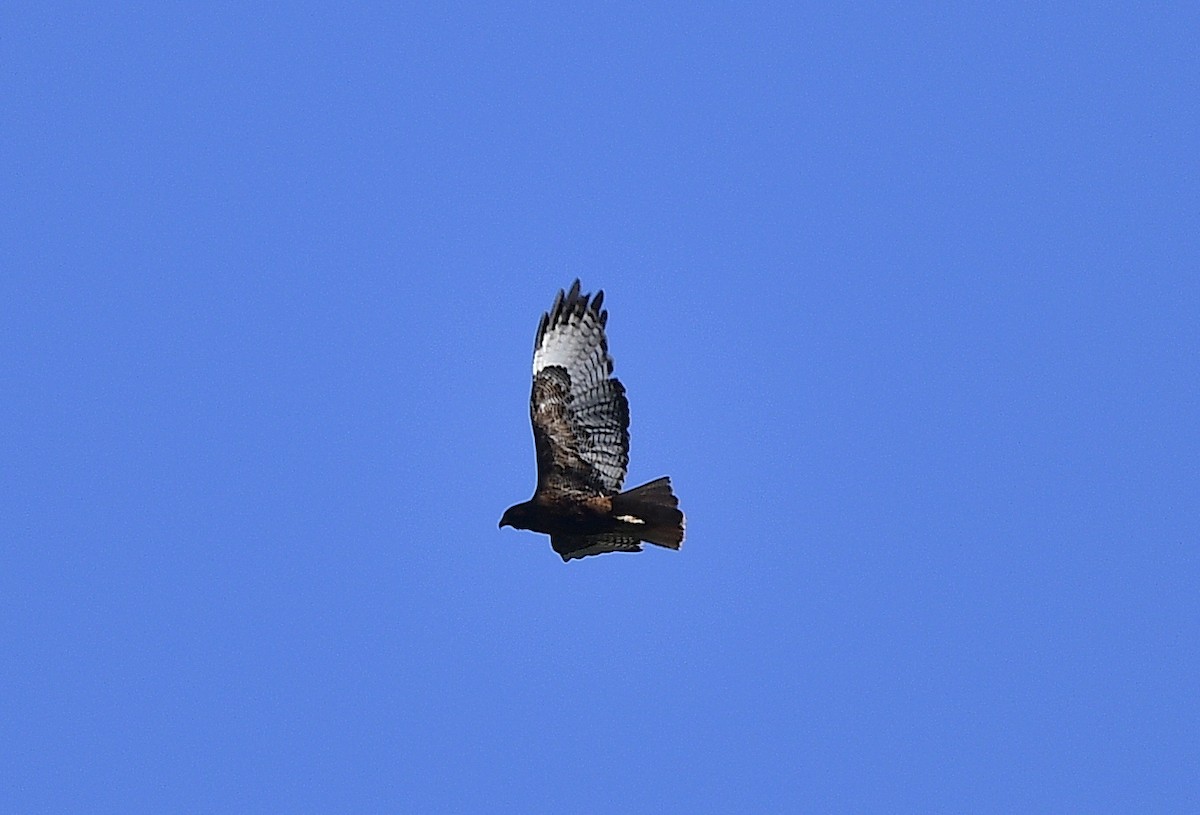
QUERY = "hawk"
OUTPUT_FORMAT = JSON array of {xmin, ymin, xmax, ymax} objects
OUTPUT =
[{"xmin": 499, "ymin": 280, "xmax": 685, "ymax": 561}]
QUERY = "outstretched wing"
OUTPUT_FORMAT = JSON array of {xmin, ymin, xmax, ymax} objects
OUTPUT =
[
  {"xmin": 530, "ymin": 280, "xmax": 630, "ymax": 496},
  {"xmin": 552, "ymin": 533, "xmax": 642, "ymax": 562}
]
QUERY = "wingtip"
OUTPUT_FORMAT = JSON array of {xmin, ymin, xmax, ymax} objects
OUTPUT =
[{"xmin": 545, "ymin": 280, "xmax": 612, "ymax": 330}]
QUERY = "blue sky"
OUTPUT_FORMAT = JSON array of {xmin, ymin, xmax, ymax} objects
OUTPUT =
[{"xmin": 3, "ymin": 3, "xmax": 1197, "ymax": 811}]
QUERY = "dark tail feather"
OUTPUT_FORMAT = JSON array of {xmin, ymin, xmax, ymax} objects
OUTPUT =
[{"xmin": 612, "ymin": 476, "xmax": 685, "ymax": 550}]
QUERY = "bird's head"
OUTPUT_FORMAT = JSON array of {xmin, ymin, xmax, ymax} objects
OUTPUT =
[{"xmin": 498, "ymin": 502, "xmax": 532, "ymax": 530}]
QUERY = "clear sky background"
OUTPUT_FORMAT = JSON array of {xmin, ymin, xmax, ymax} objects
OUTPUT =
[{"xmin": 3, "ymin": 4, "xmax": 1197, "ymax": 812}]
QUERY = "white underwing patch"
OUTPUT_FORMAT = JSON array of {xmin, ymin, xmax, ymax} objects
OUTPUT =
[{"xmin": 617, "ymin": 514, "xmax": 645, "ymax": 524}]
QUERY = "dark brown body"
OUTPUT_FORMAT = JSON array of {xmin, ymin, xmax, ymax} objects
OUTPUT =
[
  {"xmin": 498, "ymin": 493, "xmax": 612, "ymax": 537},
  {"xmin": 499, "ymin": 476, "xmax": 684, "ymax": 560}
]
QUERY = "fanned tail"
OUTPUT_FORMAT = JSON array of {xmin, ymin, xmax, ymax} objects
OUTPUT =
[{"xmin": 611, "ymin": 476, "xmax": 685, "ymax": 550}]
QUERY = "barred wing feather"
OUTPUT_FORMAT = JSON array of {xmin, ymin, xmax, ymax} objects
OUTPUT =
[
  {"xmin": 553, "ymin": 533, "xmax": 642, "ymax": 562},
  {"xmin": 530, "ymin": 280, "xmax": 630, "ymax": 495}
]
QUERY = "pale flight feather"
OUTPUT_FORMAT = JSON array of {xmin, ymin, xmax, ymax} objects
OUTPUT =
[{"xmin": 530, "ymin": 280, "xmax": 629, "ymax": 494}]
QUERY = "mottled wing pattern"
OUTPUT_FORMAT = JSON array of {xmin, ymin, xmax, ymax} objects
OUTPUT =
[
  {"xmin": 553, "ymin": 533, "xmax": 643, "ymax": 562},
  {"xmin": 530, "ymin": 280, "xmax": 630, "ymax": 495}
]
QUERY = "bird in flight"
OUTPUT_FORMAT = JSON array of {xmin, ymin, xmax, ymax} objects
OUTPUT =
[{"xmin": 499, "ymin": 280, "xmax": 685, "ymax": 561}]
